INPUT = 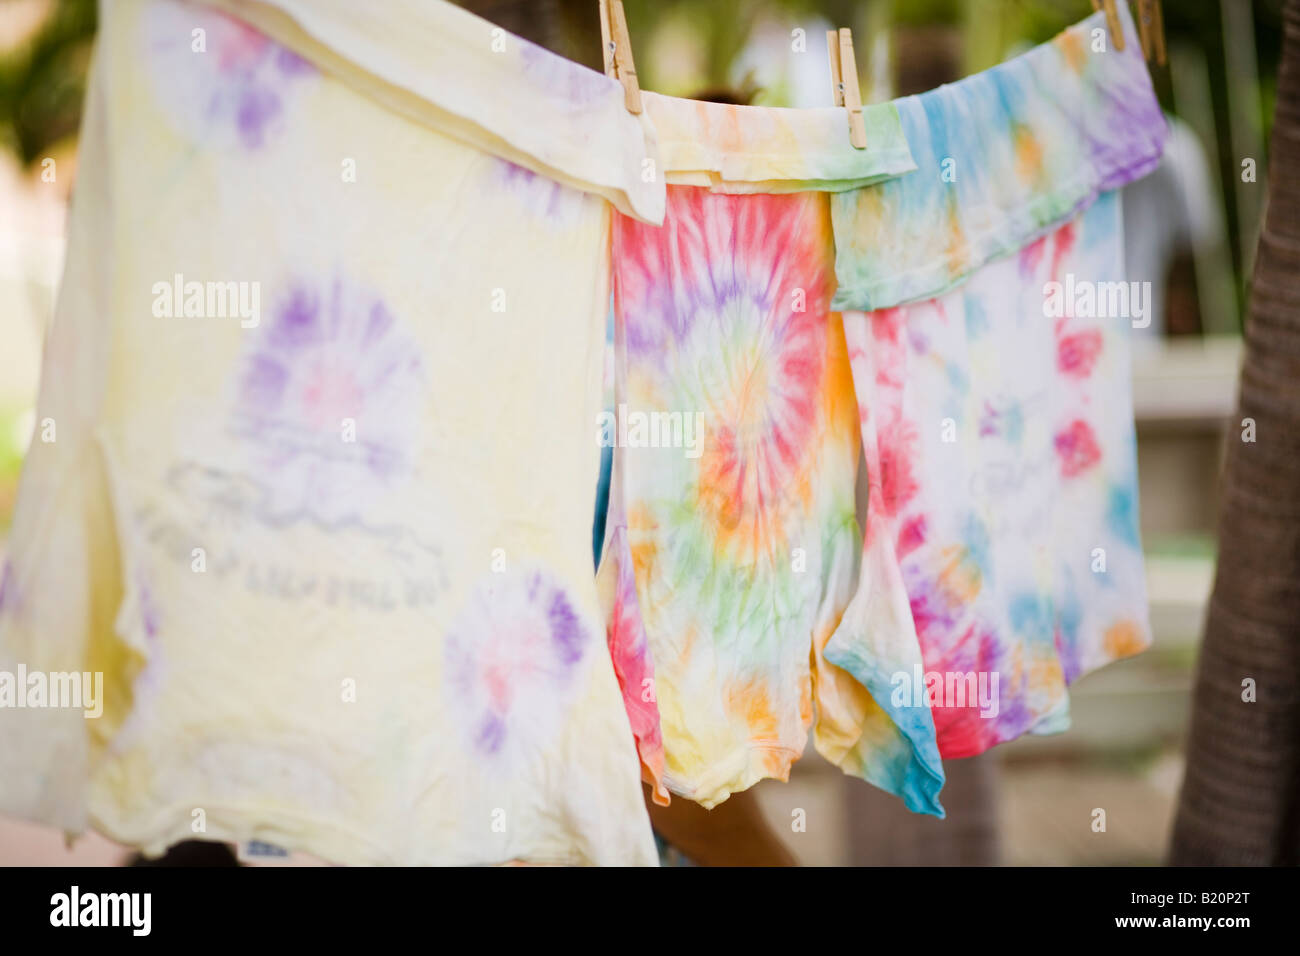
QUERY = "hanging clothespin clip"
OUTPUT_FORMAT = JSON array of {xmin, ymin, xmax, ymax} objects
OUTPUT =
[
  {"xmin": 599, "ymin": 0, "xmax": 642, "ymax": 114},
  {"xmin": 1090, "ymin": 0, "xmax": 1126, "ymax": 52},
  {"xmin": 826, "ymin": 28, "xmax": 867, "ymax": 149},
  {"xmin": 1136, "ymin": 0, "xmax": 1167, "ymax": 66}
]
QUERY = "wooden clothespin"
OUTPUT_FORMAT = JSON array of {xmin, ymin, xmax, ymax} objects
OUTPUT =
[
  {"xmin": 826, "ymin": 28, "xmax": 867, "ymax": 149},
  {"xmin": 599, "ymin": 0, "xmax": 642, "ymax": 114},
  {"xmin": 1137, "ymin": 0, "xmax": 1167, "ymax": 66},
  {"xmin": 1090, "ymin": 0, "xmax": 1126, "ymax": 53}
]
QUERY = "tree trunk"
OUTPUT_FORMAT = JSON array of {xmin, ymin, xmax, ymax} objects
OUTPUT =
[{"xmin": 1170, "ymin": 0, "xmax": 1300, "ymax": 865}]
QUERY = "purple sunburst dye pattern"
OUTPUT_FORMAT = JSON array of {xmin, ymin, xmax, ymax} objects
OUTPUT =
[
  {"xmin": 144, "ymin": 1, "xmax": 318, "ymax": 150},
  {"xmin": 492, "ymin": 158, "xmax": 585, "ymax": 225},
  {"xmin": 229, "ymin": 273, "xmax": 427, "ymax": 524},
  {"xmin": 548, "ymin": 590, "xmax": 585, "ymax": 667},
  {"xmin": 445, "ymin": 568, "xmax": 590, "ymax": 763}
]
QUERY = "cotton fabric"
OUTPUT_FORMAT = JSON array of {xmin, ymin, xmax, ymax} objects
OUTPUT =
[
  {"xmin": 604, "ymin": 4, "xmax": 1165, "ymax": 814},
  {"xmin": 598, "ymin": 95, "xmax": 945, "ymax": 811},
  {"xmin": 828, "ymin": 3, "xmax": 1164, "ymax": 762},
  {"xmin": 0, "ymin": 0, "xmax": 661, "ymax": 866}
]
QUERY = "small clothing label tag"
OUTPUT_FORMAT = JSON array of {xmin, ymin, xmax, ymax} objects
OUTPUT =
[{"xmin": 239, "ymin": 840, "xmax": 289, "ymax": 863}]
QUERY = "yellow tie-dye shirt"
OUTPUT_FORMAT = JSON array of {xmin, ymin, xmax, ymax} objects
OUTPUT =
[{"xmin": 0, "ymin": 0, "xmax": 663, "ymax": 866}]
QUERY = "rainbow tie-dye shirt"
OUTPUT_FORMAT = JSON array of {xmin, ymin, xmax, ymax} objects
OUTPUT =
[{"xmin": 599, "ymin": 93, "xmax": 946, "ymax": 811}]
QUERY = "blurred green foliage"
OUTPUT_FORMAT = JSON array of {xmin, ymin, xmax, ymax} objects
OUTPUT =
[
  {"xmin": 0, "ymin": 2, "xmax": 1283, "ymax": 162},
  {"xmin": 0, "ymin": 0, "xmax": 96, "ymax": 167},
  {"xmin": 0, "ymin": 408, "xmax": 25, "ymax": 534}
]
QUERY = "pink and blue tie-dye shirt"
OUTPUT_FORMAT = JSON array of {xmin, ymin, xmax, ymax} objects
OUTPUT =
[{"xmin": 827, "ymin": 2, "xmax": 1164, "ymax": 763}]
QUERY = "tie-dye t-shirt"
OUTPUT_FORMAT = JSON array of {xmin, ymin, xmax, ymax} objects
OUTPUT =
[
  {"xmin": 600, "ymin": 96, "xmax": 945, "ymax": 813},
  {"xmin": 0, "ymin": 0, "xmax": 661, "ymax": 865},
  {"xmin": 827, "ymin": 3, "xmax": 1163, "ymax": 760},
  {"xmin": 830, "ymin": 3, "xmax": 1165, "ymax": 311},
  {"xmin": 642, "ymin": 90, "xmax": 918, "ymax": 194}
]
